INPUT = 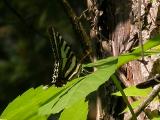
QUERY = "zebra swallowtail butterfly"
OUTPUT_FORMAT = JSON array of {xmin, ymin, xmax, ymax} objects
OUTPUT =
[{"xmin": 48, "ymin": 27, "xmax": 81, "ymax": 87}]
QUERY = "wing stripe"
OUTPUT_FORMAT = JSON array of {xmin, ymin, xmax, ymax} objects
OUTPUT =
[{"xmin": 48, "ymin": 26, "xmax": 81, "ymax": 86}]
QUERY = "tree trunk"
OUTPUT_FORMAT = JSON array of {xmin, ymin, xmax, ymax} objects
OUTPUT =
[{"xmin": 87, "ymin": 0, "xmax": 160, "ymax": 119}]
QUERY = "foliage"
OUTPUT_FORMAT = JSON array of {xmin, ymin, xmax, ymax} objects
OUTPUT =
[
  {"xmin": 1, "ymin": 0, "xmax": 160, "ymax": 119},
  {"xmin": 0, "ymin": 35, "xmax": 160, "ymax": 120},
  {"xmin": 0, "ymin": 0, "xmax": 84, "ymax": 113},
  {"xmin": 59, "ymin": 98, "xmax": 88, "ymax": 120},
  {"xmin": 112, "ymin": 86, "xmax": 152, "ymax": 97},
  {"xmin": 0, "ymin": 57, "xmax": 117, "ymax": 120}
]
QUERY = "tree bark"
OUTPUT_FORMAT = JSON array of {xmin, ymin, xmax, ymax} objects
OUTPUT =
[{"xmin": 87, "ymin": 0, "xmax": 160, "ymax": 119}]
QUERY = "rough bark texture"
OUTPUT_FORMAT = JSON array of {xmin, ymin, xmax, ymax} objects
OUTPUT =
[{"xmin": 87, "ymin": 0, "xmax": 160, "ymax": 119}]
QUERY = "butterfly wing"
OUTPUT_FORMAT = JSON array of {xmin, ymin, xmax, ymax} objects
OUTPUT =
[{"xmin": 48, "ymin": 27, "xmax": 81, "ymax": 87}]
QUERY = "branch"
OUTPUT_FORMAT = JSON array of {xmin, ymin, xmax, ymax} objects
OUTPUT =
[
  {"xmin": 61, "ymin": 0, "xmax": 92, "ymax": 55},
  {"xmin": 127, "ymin": 84, "xmax": 160, "ymax": 120}
]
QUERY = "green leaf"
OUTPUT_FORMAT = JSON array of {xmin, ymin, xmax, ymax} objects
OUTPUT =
[
  {"xmin": 38, "ymin": 77, "xmax": 84, "ymax": 115},
  {"xmin": 111, "ymin": 75, "xmax": 137, "ymax": 118},
  {"xmin": 1, "ymin": 87, "xmax": 45, "ymax": 120},
  {"xmin": 40, "ymin": 57, "xmax": 118, "ymax": 115},
  {"xmin": 122, "ymin": 99, "xmax": 143, "ymax": 113},
  {"xmin": 118, "ymin": 35, "xmax": 160, "ymax": 68},
  {"xmin": 83, "ymin": 56, "xmax": 117, "ymax": 68},
  {"xmin": 122, "ymin": 98, "xmax": 159, "ymax": 114},
  {"xmin": 59, "ymin": 99, "xmax": 88, "ymax": 120},
  {"xmin": 152, "ymin": 117, "xmax": 160, "ymax": 120},
  {"xmin": 2, "ymin": 35, "xmax": 159, "ymax": 119},
  {"xmin": 0, "ymin": 56, "xmax": 117, "ymax": 119},
  {"xmin": 112, "ymin": 86, "xmax": 152, "ymax": 97},
  {"xmin": 83, "ymin": 35, "xmax": 160, "ymax": 70},
  {"xmin": 134, "ymin": 35, "xmax": 160, "ymax": 53},
  {"xmin": 0, "ymin": 84, "xmax": 75, "ymax": 120}
]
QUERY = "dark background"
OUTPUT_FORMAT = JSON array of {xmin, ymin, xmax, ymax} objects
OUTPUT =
[{"xmin": 0, "ymin": 0, "xmax": 86, "ymax": 113}]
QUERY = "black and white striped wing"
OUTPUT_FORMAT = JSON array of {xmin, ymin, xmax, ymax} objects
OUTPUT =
[{"xmin": 48, "ymin": 27, "xmax": 81, "ymax": 87}]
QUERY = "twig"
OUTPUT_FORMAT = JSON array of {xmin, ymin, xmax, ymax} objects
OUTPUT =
[
  {"xmin": 127, "ymin": 84, "xmax": 160, "ymax": 120},
  {"xmin": 138, "ymin": 0, "xmax": 144, "ymax": 61},
  {"xmin": 61, "ymin": 0, "xmax": 92, "ymax": 56},
  {"xmin": 111, "ymin": 75, "xmax": 137, "ymax": 120},
  {"xmin": 136, "ymin": 74, "xmax": 160, "ymax": 88}
]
